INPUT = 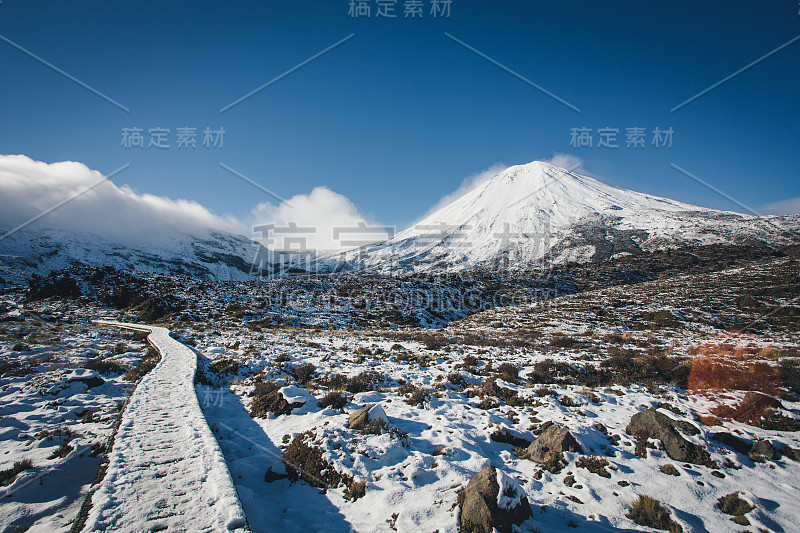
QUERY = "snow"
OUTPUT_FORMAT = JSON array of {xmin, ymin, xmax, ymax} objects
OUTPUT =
[{"xmin": 80, "ymin": 323, "xmax": 246, "ymax": 533}]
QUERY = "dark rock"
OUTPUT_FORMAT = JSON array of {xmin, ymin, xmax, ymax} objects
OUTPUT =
[
  {"xmin": 490, "ymin": 428, "xmax": 532, "ymax": 449},
  {"xmin": 711, "ymin": 432, "xmax": 753, "ymax": 455},
  {"xmin": 458, "ymin": 465, "xmax": 532, "ymax": 533},
  {"xmin": 782, "ymin": 446, "xmax": 800, "ymax": 461},
  {"xmin": 673, "ymin": 420, "xmax": 701, "ymax": 436},
  {"xmin": 521, "ymin": 423, "xmax": 582, "ymax": 464},
  {"xmin": 749, "ymin": 440, "xmax": 778, "ymax": 462},
  {"xmin": 626, "ymin": 409, "xmax": 713, "ymax": 466},
  {"xmin": 67, "ymin": 370, "xmax": 105, "ymax": 389}
]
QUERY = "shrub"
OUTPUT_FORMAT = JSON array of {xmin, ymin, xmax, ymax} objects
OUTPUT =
[
  {"xmin": 626, "ymin": 495, "xmax": 682, "ymax": 532},
  {"xmin": 576, "ymin": 456, "xmax": 611, "ymax": 478},
  {"xmin": 318, "ymin": 391, "xmax": 348, "ymax": 410},
  {"xmin": 282, "ymin": 433, "xmax": 351, "ymax": 490},
  {"xmin": 550, "ymin": 333, "xmax": 577, "ymax": 348},
  {"xmin": 292, "ymin": 363, "xmax": 315, "ymax": 384},
  {"xmin": 344, "ymin": 480, "xmax": 367, "ymax": 502},
  {"xmin": 0, "ymin": 458, "xmax": 33, "ymax": 486},
  {"xmin": 716, "ymin": 492, "xmax": 753, "ymax": 517},
  {"xmin": 496, "ymin": 362, "xmax": 519, "ymax": 383},
  {"xmin": 447, "ymin": 372, "xmax": 464, "ymax": 386},
  {"xmin": 322, "ymin": 371, "xmax": 382, "ymax": 393},
  {"xmin": 83, "ymin": 357, "xmax": 128, "ymax": 375},
  {"xmin": 209, "ymin": 358, "xmax": 241, "ymax": 375},
  {"xmin": 250, "ymin": 380, "xmax": 298, "ymax": 417},
  {"xmin": 559, "ymin": 395, "xmax": 581, "ymax": 407},
  {"xmin": 49, "ymin": 441, "xmax": 74, "ymax": 459},
  {"xmin": 398, "ymin": 384, "xmax": 429, "ymax": 407}
]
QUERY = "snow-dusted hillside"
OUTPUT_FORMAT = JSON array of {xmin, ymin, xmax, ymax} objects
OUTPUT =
[
  {"xmin": 315, "ymin": 161, "xmax": 799, "ymax": 274},
  {"xmin": 0, "ymin": 226, "xmax": 263, "ymax": 283}
]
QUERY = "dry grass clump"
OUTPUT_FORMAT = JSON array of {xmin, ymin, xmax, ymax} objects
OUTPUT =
[
  {"xmin": 659, "ymin": 464, "xmax": 680, "ymax": 476},
  {"xmin": 716, "ymin": 492, "xmax": 753, "ymax": 516},
  {"xmin": 576, "ymin": 456, "xmax": 611, "ymax": 478},
  {"xmin": 49, "ymin": 441, "xmax": 74, "ymax": 459},
  {"xmin": 626, "ymin": 495, "xmax": 683, "ymax": 532},
  {"xmin": 282, "ymin": 433, "xmax": 366, "ymax": 501},
  {"xmin": 711, "ymin": 391, "xmax": 800, "ymax": 430},
  {"xmin": 689, "ymin": 341, "xmax": 781, "ymax": 395},
  {"xmin": 0, "ymin": 459, "xmax": 33, "ymax": 486},
  {"xmin": 123, "ymin": 346, "xmax": 160, "ymax": 382}
]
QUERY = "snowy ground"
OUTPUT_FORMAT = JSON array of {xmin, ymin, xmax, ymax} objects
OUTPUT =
[
  {"xmin": 192, "ymin": 323, "xmax": 800, "ymax": 532},
  {"xmin": 2, "ymin": 252, "xmax": 799, "ymax": 532},
  {"xmin": 0, "ymin": 302, "xmax": 145, "ymax": 532}
]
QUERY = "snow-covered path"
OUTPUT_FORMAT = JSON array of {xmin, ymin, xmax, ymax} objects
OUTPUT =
[{"xmin": 80, "ymin": 323, "xmax": 247, "ymax": 533}]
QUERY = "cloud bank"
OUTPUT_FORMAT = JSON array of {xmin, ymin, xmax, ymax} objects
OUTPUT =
[
  {"xmin": 0, "ymin": 155, "xmax": 380, "ymax": 252},
  {"xmin": 0, "ymin": 155, "xmax": 242, "ymax": 245},
  {"xmin": 758, "ymin": 197, "xmax": 800, "ymax": 215}
]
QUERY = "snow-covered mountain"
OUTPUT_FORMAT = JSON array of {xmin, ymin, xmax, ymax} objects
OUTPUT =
[
  {"xmin": 313, "ymin": 161, "xmax": 799, "ymax": 274},
  {"xmin": 0, "ymin": 226, "xmax": 264, "ymax": 283}
]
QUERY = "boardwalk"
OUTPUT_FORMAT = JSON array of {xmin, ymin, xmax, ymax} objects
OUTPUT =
[{"xmin": 81, "ymin": 324, "xmax": 247, "ymax": 533}]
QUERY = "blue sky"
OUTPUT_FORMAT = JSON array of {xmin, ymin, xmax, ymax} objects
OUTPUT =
[{"xmin": 1, "ymin": 0, "xmax": 799, "ymax": 233}]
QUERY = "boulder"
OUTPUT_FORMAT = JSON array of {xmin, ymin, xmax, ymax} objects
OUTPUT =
[
  {"xmin": 348, "ymin": 403, "xmax": 388, "ymax": 430},
  {"xmin": 626, "ymin": 409, "xmax": 713, "ymax": 466},
  {"xmin": 711, "ymin": 432, "xmax": 753, "ymax": 456},
  {"xmin": 521, "ymin": 423, "xmax": 582, "ymax": 464},
  {"xmin": 66, "ymin": 369, "xmax": 104, "ymax": 389},
  {"xmin": 749, "ymin": 440, "xmax": 778, "ymax": 462},
  {"xmin": 459, "ymin": 465, "xmax": 531, "ymax": 533}
]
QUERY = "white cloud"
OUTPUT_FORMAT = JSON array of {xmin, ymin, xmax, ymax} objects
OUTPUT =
[
  {"xmin": 758, "ymin": 197, "xmax": 800, "ymax": 215},
  {"xmin": 0, "ymin": 155, "xmax": 242, "ymax": 245},
  {"xmin": 420, "ymin": 162, "xmax": 508, "ymax": 221},
  {"xmin": 542, "ymin": 153, "xmax": 585, "ymax": 172},
  {"xmin": 249, "ymin": 186, "xmax": 382, "ymax": 251}
]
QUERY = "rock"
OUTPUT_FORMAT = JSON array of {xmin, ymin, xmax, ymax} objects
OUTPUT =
[
  {"xmin": 368, "ymin": 404, "xmax": 388, "ymax": 424},
  {"xmin": 521, "ymin": 423, "xmax": 582, "ymax": 465},
  {"xmin": 711, "ymin": 432, "xmax": 753, "ymax": 455},
  {"xmin": 490, "ymin": 428, "xmax": 532, "ymax": 449},
  {"xmin": 782, "ymin": 446, "xmax": 800, "ymax": 461},
  {"xmin": 749, "ymin": 440, "xmax": 778, "ymax": 462},
  {"xmin": 66, "ymin": 369, "xmax": 104, "ymax": 389},
  {"xmin": 626, "ymin": 409, "xmax": 713, "ymax": 466},
  {"xmin": 733, "ymin": 391, "xmax": 784, "ymax": 425},
  {"xmin": 459, "ymin": 465, "xmax": 532, "ymax": 533},
  {"xmin": 347, "ymin": 403, "xmax": 388, "ymax": 430}
]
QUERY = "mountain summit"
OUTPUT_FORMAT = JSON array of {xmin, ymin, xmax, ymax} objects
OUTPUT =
[{"xmin": 319, "ymin": 161, "xmax": 796, "ymax": 274}]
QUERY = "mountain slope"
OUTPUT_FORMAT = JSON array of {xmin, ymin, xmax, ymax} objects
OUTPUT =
[
  {"xmin": 316, "ymin": 161, "xmax": 798, "ymax": 274},
  {"xmin": 0, "ymin": 226, "xmax": 263, "ymax": 283}
]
